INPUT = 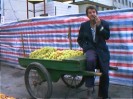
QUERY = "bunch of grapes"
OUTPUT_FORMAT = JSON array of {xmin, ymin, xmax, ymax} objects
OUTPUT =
[
  {"xmin": 29, "ymin": 47, "xmax": 83, "ymax": 60},
  {"xmin": 29, "ymin": 47, "xmax": 57, "ymax": 59}
]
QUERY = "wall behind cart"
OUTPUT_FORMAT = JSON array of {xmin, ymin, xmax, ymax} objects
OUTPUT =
[{"xmin": 0, "ymin": 9, "xmax": 133, "ymax": 86}]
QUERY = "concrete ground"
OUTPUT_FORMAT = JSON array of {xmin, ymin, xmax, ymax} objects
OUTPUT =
[{"xmin": 0, "ymin": 63, "xmax": 133, "ymax": 99}]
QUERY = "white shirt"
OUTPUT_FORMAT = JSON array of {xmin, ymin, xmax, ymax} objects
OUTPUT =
[{"xmin": 91, "ymin": 25, "xmax": 96, "ymax": 42}]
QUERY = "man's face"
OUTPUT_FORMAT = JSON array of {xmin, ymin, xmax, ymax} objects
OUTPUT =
[{"xmin": 87, "ymin": 9, "xmax": 97, "ymax": 21}]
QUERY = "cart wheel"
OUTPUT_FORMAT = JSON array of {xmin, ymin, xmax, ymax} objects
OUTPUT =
[
  {"xmin": 25, "ymin": 62, "xmax": 52, "ymax": 99},
  {"xmin": 61, "ymin": 74, "xmax": 84, "ymax": 88}
]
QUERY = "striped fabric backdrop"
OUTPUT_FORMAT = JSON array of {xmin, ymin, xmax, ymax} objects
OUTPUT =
[{"xmin": 0, "ymin": 9, "xmax": 133, "ymax": 86}]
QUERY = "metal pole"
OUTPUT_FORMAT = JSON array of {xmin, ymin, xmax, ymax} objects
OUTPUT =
[
  {"xmin": 68, "ymin": 26, "xmax": 72, "ymax": 50},
  {"xmin": 55, "ymin": 6, "xmax": 56, "ymax": 16},
  {"xmin": 21, "ymin": 33, "xmax": 26, "ymax": 57},
  {"xmin": 33, "ymin": 3, "xmax": 35, "ymax": 17},
  {"xmin": 26, "ymin": 0, "xmax": 29, "ymax": 19},
  {"xmin": 43, "ymin": 0, "xmax": 46, "ymax": 14}
]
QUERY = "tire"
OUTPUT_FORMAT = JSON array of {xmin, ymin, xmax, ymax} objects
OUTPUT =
[
  {"xmin": 61, "ymin": 74, "xmax": 85, "ymax": 88},
  {"xmin": 25, "ymin": 62, "xmax": 52, "ymax": 98}
]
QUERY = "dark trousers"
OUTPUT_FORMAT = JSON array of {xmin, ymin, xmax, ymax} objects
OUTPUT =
[{"xmin": 85, "ymin": 50, "xmax": 109, "ymax": 98}]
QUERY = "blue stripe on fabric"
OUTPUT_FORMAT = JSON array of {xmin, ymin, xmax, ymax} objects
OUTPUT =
[
  {"xmin": 0, "ymin": 43, "xmax": 70, "ymax": 48},
  {"xmin": 108, "ymin": 45, "xmax": 133, "ymax": 50},
  {"xmin": 110, "ymin": 24, "xmax": 133, "ymax": 28},
  {"xmin": 1, "ymin": 33, "xmax": 133, "ymax": 39},
  {"xmin": 0, "ymin": 55, "xmax": 20, "ymax": 59},
  {"xmin": 0, "ymin": 23, "xmax": 81, "ymax": 32},
  {"xmin": 110, "ymin": 77, "xmax": 133, "ymax": 86},
  {"xmin": 1, "ymin": 41, "xmax": 133, "ymax": 51},
  {"xmin": 1, "ymin": 35, "xmax": 20, "ymax": 38},
  {"xmin": 0, "ymin": 25, "xmax": 69, "ymax": 32},
  {"xmin": 109, "ymin": 20, "xmax": 133, "ymax": 26},
  {"xmin": 0, "ymin": 47, "xmax": 27, "ymax": 54},
  {"xmin": 0, "ymin": 60, "xmax": 19, "ymax": 65},
  {"xmin": 1, "ymin": 47, "xmax": 81, "ymax": 54},
  {"xmin": 110, "ymin": 33, "xmax": 133, "ymax": 38},
  {"xmin": 1, "ymin": 42, "xmax": 133, "ymax": 51},
  {"xmin": 110, "ymin": 55, "xmax": 133, "ymax": 62},
  {"xmin": 1, "ymin": 50, "xmax": 30, "ymax": 54},
  {"xmin": 116, "ymin": 69, "xmax": 133, "ymax": 74},
  {"xmin": 0, "ymin": 34, "xmax": 70, "ymax": 38},
  {"xmin": 0, "ymin": 54, "xmax": 23, "ymax": 59},
  {"xmin": 1, "ymin": 45, "xmax": 80, "ymax": 53}
]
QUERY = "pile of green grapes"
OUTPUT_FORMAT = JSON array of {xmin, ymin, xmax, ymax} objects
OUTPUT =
[{"xmin": 29, "ymin": 47, "xmax": 83, "ymax": 60}]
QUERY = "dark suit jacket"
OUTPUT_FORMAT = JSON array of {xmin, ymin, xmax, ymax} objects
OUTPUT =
[{"xmin": 77, "ymin": 20, "xmax": 110, "ymax": 69}]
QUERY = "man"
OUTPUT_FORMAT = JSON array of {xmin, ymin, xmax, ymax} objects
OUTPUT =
[{"xmin": 77, "ymin": 6, "xmax": 110, "ymax": 99}]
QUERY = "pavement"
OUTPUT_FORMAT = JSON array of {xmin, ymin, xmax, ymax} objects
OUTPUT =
[{"xmin": 0, "ymin": 63, "xmax": 133, "ymax": 99}]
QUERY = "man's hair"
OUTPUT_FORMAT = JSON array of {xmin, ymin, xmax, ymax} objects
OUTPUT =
[{"xmin": 86, "ymin": 6, "xmax": 98, "ymax": 16}]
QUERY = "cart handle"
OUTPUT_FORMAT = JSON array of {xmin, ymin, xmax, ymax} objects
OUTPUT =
[
  {"xmin": 83, "ymin": 71, "xmax": 102, "ymax": 76},
  {"xmin": 109, "ymin": 66, "xmax": 118, "ymax": 71},
  {"xmin": 95, "ymin": 72, "xmax": 102, "ymax": 76}
]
